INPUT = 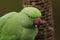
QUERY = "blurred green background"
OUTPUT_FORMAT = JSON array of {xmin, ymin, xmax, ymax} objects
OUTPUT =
[
  {"xmin": 52, "ymin": 0, "xmax": 60, "ymax": 40},
  {"xmin": 0, "ymin": 0, "xmax": 60, "ymax": 40},
  {"xmin": 0, "ymin": 0, "xmax": 23, "ymax": 16}
]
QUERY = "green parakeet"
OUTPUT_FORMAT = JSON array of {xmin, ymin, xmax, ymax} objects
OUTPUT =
[{"xmin": 0, "ymin": 7, "xmax": 42, "ymax": 40}]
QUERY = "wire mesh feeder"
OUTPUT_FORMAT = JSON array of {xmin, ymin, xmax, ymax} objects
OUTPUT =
[{"xmin": 24, "ymin": 0, "xmax": 54, "ymax": 40}]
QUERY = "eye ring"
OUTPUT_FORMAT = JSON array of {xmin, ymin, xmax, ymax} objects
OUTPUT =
[
  {"xmin": 24, "ymin": 13, "xmax": 32, "ymax": 18},
  {"xmin": 28, "ymin": 15, "xmax": 31, "ymax": 18}
]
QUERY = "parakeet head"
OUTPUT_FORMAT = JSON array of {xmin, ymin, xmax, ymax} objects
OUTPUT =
[
  {"xmin": 21, "ymin": 7, "xmax": 41, "ymax": 19},
  {"xmin": 20, "ymin": 7, "xmax": 42, "ymax": 28}
]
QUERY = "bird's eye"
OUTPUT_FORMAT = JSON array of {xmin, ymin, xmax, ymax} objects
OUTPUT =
[
  {"xmin": 28, "ymin": 15, "xmax": 31, "ymax": 17},
  {"xmin": 28, "ymin": 16, "xmax": 32, "ymax": 18},
  {"xmin": 28, "ymin": 15, "xmax": 32, "ymax": 18},
  {"xmin": 25, "ymin": 13, "xmax": 32, "ymax": 18}
]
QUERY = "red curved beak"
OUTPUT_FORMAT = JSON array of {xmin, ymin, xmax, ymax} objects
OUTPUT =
[{"xmin": 33, "ymin": 18, "xmax": 41, "ymax": 28}]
